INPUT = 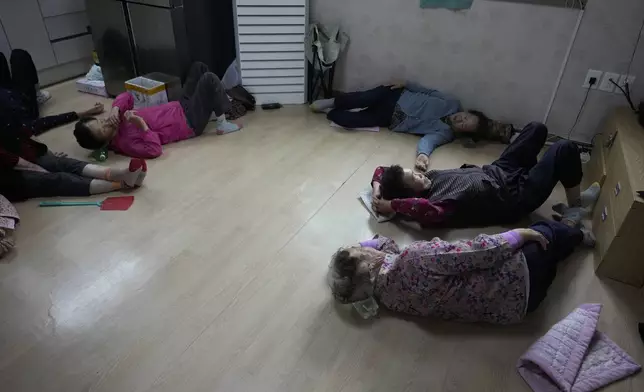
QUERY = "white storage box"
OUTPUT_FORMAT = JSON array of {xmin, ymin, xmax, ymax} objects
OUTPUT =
[
  {"xmin": 76, "ymin": 78, "xmax": 109, "ymax": 97},
  {"xmin": 124, "ymin": 77, "xmax": 168, "ymax": 109}
]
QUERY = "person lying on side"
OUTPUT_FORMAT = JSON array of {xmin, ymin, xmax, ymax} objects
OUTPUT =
[
  {"xmin": 73, "ymin": 62, "xmax": 240, "ymax": 159},
  {"xmin": 327, "ymin": 218, "xmax": 595, "ymax": 324},
  {"xmin": 370, "ymin": 122, "xmax": 600, "ymax": 228},
  {"xmin": 0, "ymin": 104, "xmax": 148, "ymax": 202},
  {"xmin": 310, "ymin": 81, "xmax": 490, "ymax": 171}
]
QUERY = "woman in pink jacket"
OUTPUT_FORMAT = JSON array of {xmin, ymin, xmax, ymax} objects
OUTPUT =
[
  {"xmin": 73, "ymin": 62, "xmax": 240, "ymax": 159},
  {"xmin": 327, "ymin": 219, "xmax": 595, "ymax": 324}
]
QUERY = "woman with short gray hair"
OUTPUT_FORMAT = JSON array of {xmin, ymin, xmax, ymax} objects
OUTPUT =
[{"xmin": 328, "ymin": 219, "xmax": 594, "ymax": 324}]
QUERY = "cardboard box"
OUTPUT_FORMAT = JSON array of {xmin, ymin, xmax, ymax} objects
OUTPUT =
[
  {"xmin": 125, "ymin": 77, "xmax": 168, "ymax": 109},
  {"xmin": 76, "ymin": 78, "xmax": 109, "ymax": 97}
]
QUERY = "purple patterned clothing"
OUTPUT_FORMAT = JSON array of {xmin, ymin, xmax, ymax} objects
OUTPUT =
[{"xmin": 372, "ymin": 234, "xmax": 529, "ymax": 324}]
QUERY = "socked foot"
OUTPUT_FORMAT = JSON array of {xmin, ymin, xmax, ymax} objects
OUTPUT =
[
  {"xmin": 581, "ymin": 227, "xmax": 596, "ymax": 247},
  {"xmin": 310, "ymin": 98, "xmax": 335, "ymax": 113},
  {"xmin": 581, "ymin": 182, "xmax": 601, "ymax": 210},
  {"xmin": 216, "ymin": 121, "xmax": 241, "ymax": 135},
  {"xmin": 109, "ymin": 158, "xmax": 146, "ymax": 187}
]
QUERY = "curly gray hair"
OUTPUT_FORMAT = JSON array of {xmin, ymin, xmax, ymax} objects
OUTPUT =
[{"xmin": 327, "ymin": 248, "xmax": 371, "ymax": 303}]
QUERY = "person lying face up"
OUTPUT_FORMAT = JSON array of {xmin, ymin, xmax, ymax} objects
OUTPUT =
[
  {"xmin": 328, "ymin": 219, "xmax": 595, "ymax": 324},
  {"xmin": 73, "ymin": 62, "xmax": 240, "ymax": 159}
]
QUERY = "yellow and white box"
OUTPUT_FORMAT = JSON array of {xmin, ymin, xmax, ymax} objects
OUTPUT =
[{"xmin": 124, "ymin": 77, "xmax": 168, "ymax": 109}]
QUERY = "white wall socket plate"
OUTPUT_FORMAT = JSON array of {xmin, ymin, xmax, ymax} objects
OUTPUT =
[
  {"xmin": 583, "ymin": 69, "xmax": 603, "ymax": 89},
  {"xmin": 618, "ymin": 74, "xmax": 636, "ymax": 89},
  {"xmin": 599, "ymin": 72, "xmax": 620, "ymax": 92}
]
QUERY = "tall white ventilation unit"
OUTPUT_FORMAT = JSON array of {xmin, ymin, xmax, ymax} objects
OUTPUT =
[{"xmin": 234, "ymin": 0, "xmax": 308, "ymax": 105}]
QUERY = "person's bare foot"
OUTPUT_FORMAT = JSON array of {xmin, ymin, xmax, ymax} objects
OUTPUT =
[{"xmin": 414, "ymin": 154, "xmax": 429, "ymax": 172}]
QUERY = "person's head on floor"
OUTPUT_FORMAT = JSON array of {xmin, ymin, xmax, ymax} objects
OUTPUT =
[
  {"xmin": 328, "ymin": 246, "xmax": 383, "ymax": 303},
  {"xmin": 449, "ymin": 110, "xmax": 490, "ymax": 140},
  {"xmin": 381, "ymin": 164, "xmax": 431, "ymax": 200},
  {"xmin": 74, "ymin": 117, "xmax": 117, "ymax": 150}
]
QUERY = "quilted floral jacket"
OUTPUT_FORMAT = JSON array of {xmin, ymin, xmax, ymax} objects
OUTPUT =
[{"xmin": 371, "ymin": 234, "xmax": 529, "ymax": 324}]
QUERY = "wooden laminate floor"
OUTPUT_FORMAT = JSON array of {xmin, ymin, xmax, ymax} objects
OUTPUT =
[{"xmin": 1, "ymin": 81, "xmax": 643, "ymax": 391}]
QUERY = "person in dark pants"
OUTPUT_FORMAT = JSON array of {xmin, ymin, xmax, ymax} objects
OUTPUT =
[
  {"xmin": 73, "ymin": 62, "xmax": 240, "ymax": 159},
  {"xmin": 0, "ymin": 106, "xmax": 148, "ymax": 202},
  {"xmin": 327, "ymin": 217, "xmax": 594, "ymax": 324},
  {"xmin": 310, "ymin": 83, "xmax": 490, "ymax": 171},
  {"xmin": 370, "ymin": 122, "xmax": 601, "ymax": 227},
  {"xmin": 0, "ymin": 49, "xmax": 51, "ymax": 121},
  {"xmin": 523, "ymin": 220, "xmax": 586, "ymax": 313}
]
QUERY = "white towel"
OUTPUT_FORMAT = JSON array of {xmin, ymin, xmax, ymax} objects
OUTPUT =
[{"xmin": 358, "ymin": 188, "xmax": 394, "ymax": 223}]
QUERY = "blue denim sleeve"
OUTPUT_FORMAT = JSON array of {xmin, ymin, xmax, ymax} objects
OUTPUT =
[
  {"xmin": 417, "ymin": 129, "xmax": 455, "ymax": 156},
  {"xmin": 405, "ymin": 82, "xmax": 439, "ymax": 97}
]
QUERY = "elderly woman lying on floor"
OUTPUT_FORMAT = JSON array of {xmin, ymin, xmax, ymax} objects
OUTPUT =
[{"xmin": 328, "ymin": 219, "xmax": 594, "ymax": 324}]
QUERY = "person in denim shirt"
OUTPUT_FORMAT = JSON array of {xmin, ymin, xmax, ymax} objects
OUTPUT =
[{"xmin": 311, "ymin": 82, "xmax": 489, "ymax": 171}]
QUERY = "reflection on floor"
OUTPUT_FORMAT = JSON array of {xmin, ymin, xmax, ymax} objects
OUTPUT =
[{"xmin": 1, "ymin": 81, "xmax": 643, "ymax": 391}]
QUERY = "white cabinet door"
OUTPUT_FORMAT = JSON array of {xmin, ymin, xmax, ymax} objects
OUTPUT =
[{"xmin": 0, "ymin": 0, "xmax": 57, "ymax": 70}]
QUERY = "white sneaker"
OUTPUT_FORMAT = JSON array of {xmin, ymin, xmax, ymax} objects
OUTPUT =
[{"xmin": 36, "ymin": 90, "xmax": 51, "ymax": 105}]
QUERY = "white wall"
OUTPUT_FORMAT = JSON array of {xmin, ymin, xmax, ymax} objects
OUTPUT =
[
  {"xmin": 312, "ymin": 0, "xmax": 644, "ymax": 143},
  {"xmin": 546, "ymin": 0, "xmax": 644, "ymax": 142},
  {"xmin": 312, "ymin": 0, "xmax": 578, "ymax": 128}
]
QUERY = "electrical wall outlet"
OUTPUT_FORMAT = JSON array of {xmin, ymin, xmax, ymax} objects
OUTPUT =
[
  {"xmin": 599, "ymin": 72, "xmax": 620, "ymax": 92},
  {"xmin": 618, "ymin": 74, "xmax": 636, "ymax": 89},
  {"xmin": 583, "ymin": 69, "xmax": 602, "ymax": 89}
]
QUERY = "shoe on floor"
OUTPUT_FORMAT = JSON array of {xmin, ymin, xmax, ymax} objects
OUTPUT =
[{"xmin": 36, "ymin": 90, "xmax": 51, "ymax": 105}]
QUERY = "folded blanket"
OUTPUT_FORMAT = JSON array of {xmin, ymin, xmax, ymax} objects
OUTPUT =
[
  {"xmin": 517, "ymin": 303, "xmax": 641, "ymax": 392},
  {"xmin": 0, "ymin": 195, "xmax": 19, "ymax": 259}
]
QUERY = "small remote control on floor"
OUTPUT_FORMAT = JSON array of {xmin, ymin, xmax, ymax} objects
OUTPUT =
[{"xmin": 261, "ymin": 103, "xmax": 282, "ymax": 110}]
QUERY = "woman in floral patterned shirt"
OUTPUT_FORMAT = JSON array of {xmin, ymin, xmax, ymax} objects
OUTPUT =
[{"xmin": 327, "ymin": 220, "xmax": 594, "ymax": 324}]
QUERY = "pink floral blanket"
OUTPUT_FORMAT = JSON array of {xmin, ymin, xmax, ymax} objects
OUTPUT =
[{"xmin": 517, "ymin": 304, "xmax": 641, "ymax": 392}]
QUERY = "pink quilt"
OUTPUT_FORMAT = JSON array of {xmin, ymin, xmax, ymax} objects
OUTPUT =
[{"xmin": 517, "ymin": 304, "xmax": 640, "ymax": 392}]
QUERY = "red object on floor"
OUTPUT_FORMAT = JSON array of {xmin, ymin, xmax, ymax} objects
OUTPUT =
[{"xmin": 100, "ymin": 196, "xmax": 134, "ymax": 211}]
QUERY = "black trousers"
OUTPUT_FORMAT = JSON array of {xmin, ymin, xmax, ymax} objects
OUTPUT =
[
  {"xmin": 179, "ymin": 62, "xmax": 231, "ymax": 135},
  {"xmin": 0, "ymin": 49, "xmax": 39, "ymax": 119},
  {"xmin": 19, "ymin": 152, "xmax": 92, "ymax": 199},
  {"xmin": 326, "ymin": 85, "xmax": 402, "ymax": 128},
  {"xmin": 524, "ymin": 220, "xmax": 583, "ymax": 313},
  {"xmin": 492, "ymin": 122, "xmax": 583, "ymax": 214}
]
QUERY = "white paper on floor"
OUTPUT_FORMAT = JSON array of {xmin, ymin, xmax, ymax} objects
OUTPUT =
[
  {"xmin": 330, "ymin": 122, "xmax": 380, "ymax": 132},
  {"xmin": 358, "ymin": 188, "xmax": 394, "ymax": 223}
]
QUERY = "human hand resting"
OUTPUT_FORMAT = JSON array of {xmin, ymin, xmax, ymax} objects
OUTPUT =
[
  {"xmin": 514, "ymin": 228, "xmax": 549, "ymax": 250},
  {"xmin": 372, "ymin": 182, "xmax": 382, "ymax": 200},
  {"xmin": 414, "ymin": 154, "xmax": 429, "ymax": 172},
  {"xmin": 388, "ymin": 79, "xmax": 406, "ymax": 90},
  {"xmin": 124, "ymin": 110, "xmax": 149, "ymax": 131},
  {"xmin": 106, "ymin": 107, "xmax": 120, "ymax": 127},
  {"xmin": 15, "ymin": 158, "xmax": 48, "ymax": 173},
  {"xmin": 372, "ymin": 198, "xmax": 394, "ymax": 215},
  {"xmin": 78, "ymin": 102, "xmax": 105, "ymax": 117}
]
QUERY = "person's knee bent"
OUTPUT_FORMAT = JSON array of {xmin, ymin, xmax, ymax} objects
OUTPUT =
[
  {"xmin": 552, "ymin": 140, "xmax": 579, "ymax": 161},
  {"xmin": 523, "ymin": 122, "xmax": 548, "ymax": 139},
  {"xmin": 201, "ymin": 72, "xmax": 223, "ymax": 89},
  {"xmin": 552, "ymin": 140, "xmax": 582, "ymax": 186}
]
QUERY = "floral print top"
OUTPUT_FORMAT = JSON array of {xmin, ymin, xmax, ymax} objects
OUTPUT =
[{"xmin": 371, "ymin": 234, "xmax": 529, "ymax": 324}]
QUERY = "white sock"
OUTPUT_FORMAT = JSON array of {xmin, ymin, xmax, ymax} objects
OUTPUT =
[
  {"xmin": 310, "ymin": 98, "xmax": 335, "ymax": 112},
  {"xmin": 89, "ymin": 180, "xmax": 122, "ymax": 195},
  {"xmin": 213, "ymin": 114, "xmax": 240, "ymax": 134},
  {"xmin": 83, "ymin": 160, "xmax": 145, "ymax": 187}
]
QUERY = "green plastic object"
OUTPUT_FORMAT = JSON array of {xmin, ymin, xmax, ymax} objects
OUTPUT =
[
  {"xmin": 89, "ymin": 147, "xmax": 108, "ymax": 162},
  {"xmin": 39, "ymin": 201, "xmax": 101, "ymax": 207}
]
